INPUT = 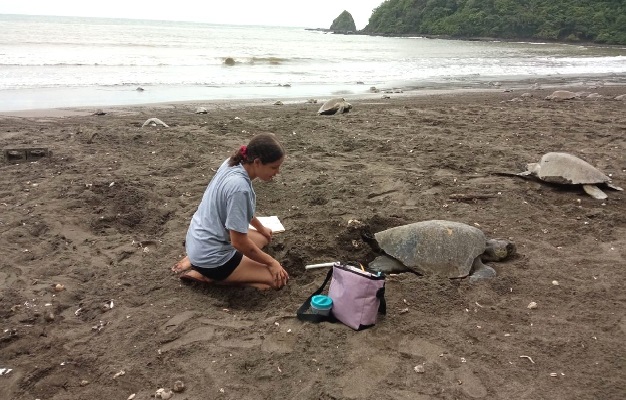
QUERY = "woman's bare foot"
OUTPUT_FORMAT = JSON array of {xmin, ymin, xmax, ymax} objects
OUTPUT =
[
  {"xmin": 179, "ymin": 269, "xmax": 213, "ymax": 284},
  {"xmin": 171, "ymin": 256, "xmax": 192, "ymax": 273}
]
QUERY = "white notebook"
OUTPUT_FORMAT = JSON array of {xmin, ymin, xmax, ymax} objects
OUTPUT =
[{"xmin": 249, "ymin": 216, "xmax": 285, "ymax": 233}]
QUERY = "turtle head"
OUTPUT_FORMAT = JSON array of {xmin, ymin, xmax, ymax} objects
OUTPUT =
[
  {"xmin": 482, "ymin": 239, "xmax": 516, "ymax": 261},
  {"xmin": 525, "ymin": 162, "xmax": 541, "ymax": 175}
]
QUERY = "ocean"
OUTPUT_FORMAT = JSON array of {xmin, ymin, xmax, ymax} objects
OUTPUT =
[{"xmin": 1, "ymin": 14, "xmax": 626, "ymax": 112}]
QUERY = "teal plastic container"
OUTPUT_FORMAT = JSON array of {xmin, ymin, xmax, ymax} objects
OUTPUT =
[{"xmin": 311, "ymin": 295, "xmax": 333, "ymax": 316}]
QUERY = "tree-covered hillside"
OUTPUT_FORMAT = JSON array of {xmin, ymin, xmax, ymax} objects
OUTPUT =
[{"xmin": 363, "ymin": 0, "xmax": 626, "ymax": 45}]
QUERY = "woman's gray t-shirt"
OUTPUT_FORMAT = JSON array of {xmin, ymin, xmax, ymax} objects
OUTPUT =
[{"xmin": 185, "ymin": 159, "xmax": 256, "ymax": 268}]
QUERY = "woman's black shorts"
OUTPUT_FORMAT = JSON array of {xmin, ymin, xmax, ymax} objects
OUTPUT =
[{"xmin": 192, "ymin": 251, "xmax": 244, "ymax": 281}]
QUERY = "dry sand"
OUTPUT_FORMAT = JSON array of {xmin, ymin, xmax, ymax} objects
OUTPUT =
[{"xmin": 1, "ymin": 86, "xmax": 625, "ymax": 400}]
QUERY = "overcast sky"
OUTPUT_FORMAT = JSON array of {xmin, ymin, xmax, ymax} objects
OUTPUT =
[{"xmin": 0, "ymin": 0, "xmax": 385, "ymax": 30}]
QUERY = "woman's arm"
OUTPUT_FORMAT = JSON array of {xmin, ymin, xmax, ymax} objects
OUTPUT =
[
  {"xmin": 230, "ymin": 230, "xmax": 276, "ymax": 267},
  {"xmin": 249, "ymin": 216, "xmax": 272, "ymax": 242}
]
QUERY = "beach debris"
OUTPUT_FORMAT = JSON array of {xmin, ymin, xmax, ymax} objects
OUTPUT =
[
  {"xmin": 224, "ymin": 57, "xmax": 235, "ymax": 65},
  {"xmin": 173, "ymin": 380, "xmax": 186, "ymax": 393},
  {"xmin": 273, "ymin": 101, "xmax": 283, "ymax": 106},
  {"xmin": 44, "ymin": 311, "xmax": 55, "ymax": 322},
  {"xmin": 195, "ymin": 107, "xmax": 208, "ymax": 114},
  {"xmin": 520, "ymin": 355, "xmax": 535, "ymax": 364},
  {"xmin": 527, "ymin": 301, "xmax": 538, "ymax": 309},
  {"xmin": 0, "ymin": 368, "xmax": 13, "ymax": 376},
  {"xmin": 92, "ymin": 109, "xmax": 106, "ymax": 116},
  {"xmin": 369, "ymin": 86, "xmax": 380, "ymax": 93},
  {"xmin": 101, "ymin": 300, "xmax": 114, "ymax": 312},
  {"xmin": 545, "ymin": 90, "xmax": 580, "ymax": 101},
  {"xmin": 552, "ymin": 280, "xmax": 559, "ymax": 286},
  {"xmin": 80, "ymin": 380, "xmax": 89, "ymax": 386},
  {"xmin": 113, "ymin": 370, "xmax": 125, "ymax": 379},
  {"xmin": 141, "ymin": 118, "xmax": 169, "ymax": 128},
  {"xmin": 136, "ymin": 87, "xmax": 144, "ymax": 91},
  {"xmin": 53, "ymin": 283, "xmax": 66, "ymax": 292},
  {"xmin": 127, "ymin": 394, "xmax": 135, "ymax": 400},
  {"xmin": 317, "ymin": 97, "xmax": 352, "ymax": 115},
  {"xmin": 382, "ymin": 94, "xmax": 391, "ymax": 99},
  {"xmin": 500, "ymin": 152, "xmax": 623, "ymax": 199},
  {"xmin": 364, "ymin": 220, "xmax": 516, "ymax": 282},
  {"xmin": 414, "ymin": 364, "xmax": 425, "ymax": 373},
  {"xmin": 305, "ymin": 98, "xmax": 318, "ymax": 104},
  {"xmin": 156, "ymin": 388, "xmax": 173, "ymax": 399}
]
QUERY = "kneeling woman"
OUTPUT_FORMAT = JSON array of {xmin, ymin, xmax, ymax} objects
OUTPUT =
[{"xmin": 173, "ymin": 133, "xmax": 289, "ymax": 290}]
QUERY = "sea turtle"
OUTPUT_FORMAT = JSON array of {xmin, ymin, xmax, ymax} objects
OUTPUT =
[
  {"xmin": 141, "ymin": 117, "xmax": 169, "ymax": 128},
  {"xmin": 511, "ymin": 152, "xmax": 623, "ymax": 199},
  {"xmin": 364, "ymin": 220, "xmax": 516, "ymax": 283},
  {"xmin": 317, "ymin": 97, "xmax": 352, "ymax": 115},
  {"xmin": 545, "ymin": 90, "xmax": 580, "ymax": 101}
]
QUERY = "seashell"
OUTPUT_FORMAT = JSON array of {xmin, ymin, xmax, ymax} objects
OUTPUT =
[
  {"xmin": 156, "ymin": 388, "xmax": 173, "ymax": 399},
  {"xmin": 54, "ymin": 283, "xmax": 66, "ymax": 292},
  {"xmin": 527, "ymin": 301, "xmax": 538, "ymax": 309},
  {"xmin": 173, "ymin": 380, "xmax": 185, "ymax": 392}
]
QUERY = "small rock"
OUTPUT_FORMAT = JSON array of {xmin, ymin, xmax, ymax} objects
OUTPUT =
[
  {"xmin": 44, "ymin": 312, "xmax": 55, "ymax": 322},
  {"xmin": 128, "ymin": 394, "xmax": 136, "ymax": 400},
  {"xmin": 54, "ymin": 283, "xmax": 66, "ymax": 292},
  {"xmin": 80, "ymin": 380, "xmax": 89, "ymax": 386},
  {"xmin": 273, "ymin": 101, "xmax": 283, "ymax": 106},
  {"xmin": 552, "ymin": 280, "xmax": 559, "ymax": 286},
  {"xmin": 156, "ymin": 388, "xmax": 173, "ymax": 399},
  {"xmin": 414, "ymin": 365, "xmax": 425, "ymax": 373},
  {"xmin": 527, "ymin": 301, "xmax": 538, "ymax": 309}
]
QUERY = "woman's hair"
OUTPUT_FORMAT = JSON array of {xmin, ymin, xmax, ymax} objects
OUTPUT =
[{"xmin": 228, "ymin": 133, "xmax": 285, "ymax": 167}]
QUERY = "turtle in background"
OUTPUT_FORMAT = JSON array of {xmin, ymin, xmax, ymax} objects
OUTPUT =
[
  {"xmin": 502, "ymin": 152, "xmax": 623, "ymax": 199},
  {"xmin": 363, "ymin": 220, "xmax": 516, "ymax": 283},
  {"xmin": 317, "ymin": 97, "xmax": 352, "ymax": 115}
]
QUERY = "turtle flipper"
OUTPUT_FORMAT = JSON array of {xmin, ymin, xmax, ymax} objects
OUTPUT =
[
  {"xmin": 606, "ymin": 183, "xmax": 624, "ymax": 191},
  {"xmin": 582, "ymin": 184, "xmax": 608, "ymax": 199},
  {"xmin": 469, "ymin": 258, "xmax": 496, "ymax": 283}
]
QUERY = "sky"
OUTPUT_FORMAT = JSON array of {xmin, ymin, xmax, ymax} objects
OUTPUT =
[{"xmin": 0, "ymin": 0, "xmax": 385, "ymax": 30}]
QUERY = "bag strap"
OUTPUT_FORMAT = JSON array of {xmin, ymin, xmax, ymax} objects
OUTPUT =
[
  {"xmin": 296, "ymin": 267, "xmax": 337, "ymax": 323},
  {"xmin": 377, "ymin": 286, "xmax": 387, "ymax": 315}
]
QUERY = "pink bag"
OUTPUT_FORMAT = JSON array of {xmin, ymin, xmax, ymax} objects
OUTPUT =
[{"xmin": 297, "ymin": 262, "xmax": 386, "ymax": 330}]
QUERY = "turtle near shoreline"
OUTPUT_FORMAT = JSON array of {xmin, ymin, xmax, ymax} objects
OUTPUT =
[
  {"xmin": 317, "ymin": 97, "xmax": 352, "ymax": 115},
  {"xmin": 501, "ymin": 152, "xmax": 623, "ymax": 199}
]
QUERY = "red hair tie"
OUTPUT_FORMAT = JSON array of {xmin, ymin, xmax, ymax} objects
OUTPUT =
[{"xmin": 240, "ymin": 145, "xmax": 247, "ymax": 160}]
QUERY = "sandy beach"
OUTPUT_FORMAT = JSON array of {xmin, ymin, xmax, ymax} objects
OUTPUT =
[{"xmin": 1, "ymin": 85, "xmax": 625, "ymax": 400}]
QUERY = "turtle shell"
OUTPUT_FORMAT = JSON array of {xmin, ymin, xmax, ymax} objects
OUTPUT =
[
  {"xmin": 374, "ymin": 220, "xmax": 486, "ymax": 278},
  {"xmin": 536, "ymin": 152, "xmax": 610, "ymax": 185},
  {"xmin": 317, "ymin": 97, "xmax": 351, "ymax": 115}
]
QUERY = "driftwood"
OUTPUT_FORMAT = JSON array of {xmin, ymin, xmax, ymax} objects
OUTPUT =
[{"xmin": 448, "ymin": 193, "xmax": 499, "ymax": 202}]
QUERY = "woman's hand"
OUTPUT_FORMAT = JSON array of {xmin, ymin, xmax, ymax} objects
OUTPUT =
[{"xmin": 267, "ymin": 260, "xmax": 289, "ymax": 288}]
